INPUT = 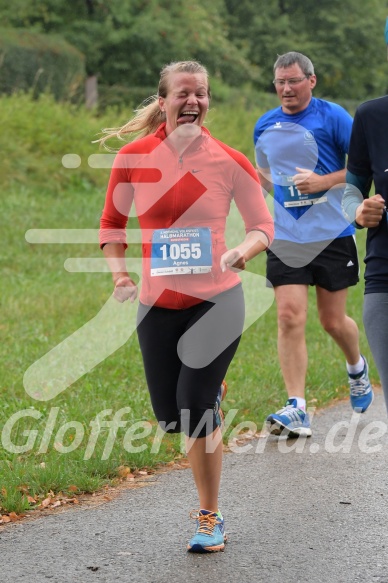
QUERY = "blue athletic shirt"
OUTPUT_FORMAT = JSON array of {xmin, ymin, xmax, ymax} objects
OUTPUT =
[{"xmin": 253, "ymin": 97, "xmax": 354, "ymax": 244}]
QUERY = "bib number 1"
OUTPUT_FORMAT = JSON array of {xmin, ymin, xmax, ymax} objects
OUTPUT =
[{"xmin": 283, "ymin": 175, "xmax": 327, "ymax": 208}]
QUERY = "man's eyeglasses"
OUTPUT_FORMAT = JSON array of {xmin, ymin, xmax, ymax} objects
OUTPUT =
[{"xmin": 273, "ymin": 76, "xmax": 309, "ymax": 87}]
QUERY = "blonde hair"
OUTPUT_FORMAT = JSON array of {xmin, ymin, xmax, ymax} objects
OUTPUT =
[{"xmin": 97, "ymin": 61, "xmax": 210, "ymax": 149}]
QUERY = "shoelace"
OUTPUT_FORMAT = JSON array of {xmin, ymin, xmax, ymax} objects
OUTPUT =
[
  {"xmin": 276, "ymin": 406, "xmax": 303, "ymax": 421},
  {"xmin": 349, "ymin": 375, "xmax": 370, "ymax": 396},
  {"xmin": 190, "ymin": 510, "xmax": 220, "ymax": 535}
]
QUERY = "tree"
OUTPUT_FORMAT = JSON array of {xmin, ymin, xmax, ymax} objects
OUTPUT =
[
  {"xmin": 224, "ymin": 0, "xmax": 388, "ymax": 100},
  {"xmin": 0, "ymin": 0, "xmax": 256, "ymax": 94},
  {"xmin": 0, "ymin": 0, "xmax": 386, "ymax": 102}
]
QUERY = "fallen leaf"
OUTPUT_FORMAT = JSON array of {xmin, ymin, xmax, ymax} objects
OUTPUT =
[
  {"xmin": 176, "ymin": 460, "xmax": 190, "ymax": 469},
  {"xmin": 8, "ymin": 512, "xmax": 19, "ymax": 522},
  {"xmin": 2, "ymin": 515, "xmax": 11, "ymax": 523},
  {"xmin": 41, "ymin": 497, "xmax": 51, "ymax": 508},
  {"xmin": 117, "ymin": 466, "xmax": 131, "ymax": 478},
  {"xmin": 67, "ymin": 485, "xmax": 78, "ymax": 493},
  {"xmin": 27, "ymin": 496, "xmax": 36, "ymax": 504},
  {"xmin": 17, "ymin": 485, "xmax": 29, "ymax": 494}
]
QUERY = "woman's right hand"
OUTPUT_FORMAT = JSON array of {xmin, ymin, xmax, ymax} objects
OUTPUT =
[
  {"xmin": 355, "ymin": 194, "xmax": 385, "ymax": 228},
  {"xmin": 113, "ymin": 275, "xmax": 138, "ymax": 303}
]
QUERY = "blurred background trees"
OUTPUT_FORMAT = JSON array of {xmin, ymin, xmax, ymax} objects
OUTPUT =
[{"xmin": 0, "ymin": 0, "xmax": 386, "ymax": 107}]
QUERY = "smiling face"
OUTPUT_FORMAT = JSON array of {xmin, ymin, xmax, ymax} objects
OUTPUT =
[
  {"xmin": 158, "ymin": 72, "xmax": 210, "ymax": 136},
  {"xmin": 274, "ymin": 63, "xmax": 316, "ymax": 114}
]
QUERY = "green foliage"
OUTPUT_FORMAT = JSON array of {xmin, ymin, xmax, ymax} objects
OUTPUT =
[
  {"xmin": 224, "ymin": 0, "xmax": 388, "ymax": 100},
  {"xmin": 0, "ymin": 91, "xmax": 121, "ymax": 191},
  {"xmin": 0, "ymin": 0, "xmax": 386, "ymax": 103},
  {"xmin": 0, "ymin": 27, "xmax": 85, "ymax": 100},
  {"xmin": 287, "ymin": 0, "xmax": 387, "ymax": 100},
  {"xmin": 0, "ymin": 0, "xmax": 256, "ymax": 91},
  {"xmin": 0, "ymin": 86, "xmax": 273, "ymax": 196}
]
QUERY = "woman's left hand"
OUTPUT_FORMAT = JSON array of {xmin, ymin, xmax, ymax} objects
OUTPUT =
[{"xmin": 220, "ymin": 249, "xmax": 246, "ymax": 272}]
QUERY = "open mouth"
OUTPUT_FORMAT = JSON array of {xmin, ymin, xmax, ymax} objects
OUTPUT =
[{"xmin": 177, "ymin": 111, "xmax": 199, "ymax": 124}]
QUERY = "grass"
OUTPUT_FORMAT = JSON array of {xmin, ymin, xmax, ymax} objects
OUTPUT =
[{"xmin": 0, "ymin": 93, "xmax": 376, "ymax": 514}]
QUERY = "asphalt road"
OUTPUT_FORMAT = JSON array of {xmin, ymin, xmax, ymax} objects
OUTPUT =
[{"xmin": 1, "ymin": 391, "xmax": 388, "ymax": 583}]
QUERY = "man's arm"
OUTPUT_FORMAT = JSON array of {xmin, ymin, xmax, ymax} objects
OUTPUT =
[{"xmin": 293, "ymin": 167, "xmax": 346, "ymax": 194}]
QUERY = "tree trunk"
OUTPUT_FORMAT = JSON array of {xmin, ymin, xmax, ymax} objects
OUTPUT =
[{"xmin": 85, "ymin": 75, "xmax": 98, "ymax": 109}]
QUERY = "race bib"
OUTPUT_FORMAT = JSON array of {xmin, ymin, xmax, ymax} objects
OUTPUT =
[
  {"xmin": 282, "ymin": 176, "xmax": 327, "ymax": 208},
  {"xmin": 151, "ymin": 227, "xmax": 212, "ymax": 276}
]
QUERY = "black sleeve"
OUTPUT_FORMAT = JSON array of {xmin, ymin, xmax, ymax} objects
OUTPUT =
[{"xmin": 347, "ymin": 107, "xmax": 372, "ymax": 177}]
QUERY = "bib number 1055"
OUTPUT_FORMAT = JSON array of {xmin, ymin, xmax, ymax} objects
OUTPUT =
[
  {"xmin": 151, "ymin": 227, "xmax": 212, "ymax": 276},
  {"xmin": 160, "ymin": 242, "xmax": 201, "ymax": 261}
]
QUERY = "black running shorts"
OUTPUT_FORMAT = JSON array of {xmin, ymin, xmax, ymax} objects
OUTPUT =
[{"xmin": 266, "ymin": 236, "xmax": 359, "ymax": 291}]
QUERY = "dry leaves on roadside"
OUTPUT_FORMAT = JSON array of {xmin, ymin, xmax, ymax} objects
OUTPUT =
[
  {"xmin": 0, "ymin": 512, "xmax": 23, "ymax": 524},
  {"xmin": 0, "ymin": 489, "xmax": 82, "ymax": 525},
  {"xmin": 36, "ymin": 490, "xmax": 80, "ymax": 511},
  {"xmin": 0, "ymin": 460, "xmax": 189, "ymax": 527}
]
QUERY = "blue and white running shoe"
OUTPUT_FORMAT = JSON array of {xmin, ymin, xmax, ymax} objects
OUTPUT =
[
  {"xmin": 187, "ymin": 509, "xmax": 227, "ymax": 553},
  {"xmin": 349, "ymin": 356, "xmax": 374, "ymax": 413},
  {"xmin": 266, "ymin": 398, "xmax": 312, "ymax": 437}
]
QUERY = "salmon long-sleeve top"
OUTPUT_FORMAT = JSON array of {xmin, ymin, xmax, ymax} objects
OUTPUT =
[{"xmin": 100, "ymin": 123, "xmax": 274, "ymax": 309}]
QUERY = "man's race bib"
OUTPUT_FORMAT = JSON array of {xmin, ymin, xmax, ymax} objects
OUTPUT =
[
  {"xmin": 282, "ymin": 176, "xmax": 327, "ymax": 208},
  {"xmin": 151, "ymin": 227, "xmax": 212, "ymax": 276}
]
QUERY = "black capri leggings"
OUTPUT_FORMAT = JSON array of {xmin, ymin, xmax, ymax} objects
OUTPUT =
[{"xmin": 136, "ymin": 284, "xmax": 245, "ymax": 438}]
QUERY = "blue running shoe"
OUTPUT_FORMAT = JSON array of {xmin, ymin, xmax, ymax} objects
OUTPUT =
[
  {"xmin": 349, "ymin": 356, "xmax": 374, "ymax": 413},
  {"xmin": 214, "ymin": 380, "xmax": 227, "ymax": 429},
  {"xmin": 187, "ymin": 509, "xmax": 227, "ymax": 553},
  {"xmin": 266, "ymin": 398, "xmax": 312, "ymax": 437}
]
